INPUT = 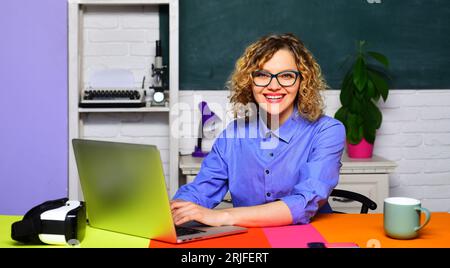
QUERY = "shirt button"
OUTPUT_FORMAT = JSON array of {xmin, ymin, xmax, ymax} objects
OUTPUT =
[
  {"xmin": 265, "ymin": 169, "xmax": 270, "ymax": 175},
  {"xmin": 266, "ymin": 192, "xmax": 271, "ymax": 197},
  {"xmin": 269, "ymin": 152, "xmax": 274, "ymax": 157}
]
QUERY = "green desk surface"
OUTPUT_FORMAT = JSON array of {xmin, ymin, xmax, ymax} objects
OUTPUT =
[{"xmin": 0, "ymin": 215, "xmax": 150, "ymax": 248}]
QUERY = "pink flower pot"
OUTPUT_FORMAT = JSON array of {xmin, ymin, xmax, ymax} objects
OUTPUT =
[{"xmin": 347, "ymin": 138, "xmax": 374, "ymax": 158}]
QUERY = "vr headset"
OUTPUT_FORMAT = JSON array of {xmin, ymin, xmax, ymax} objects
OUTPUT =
[{"xmin": 11, "ymin": 198, "xmax": 86, "ymax": 245}]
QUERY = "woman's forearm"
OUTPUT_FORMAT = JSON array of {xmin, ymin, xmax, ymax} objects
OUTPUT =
[{"xmin": 221, "ymin": 201, "xmax": 293, "ymax": 227}]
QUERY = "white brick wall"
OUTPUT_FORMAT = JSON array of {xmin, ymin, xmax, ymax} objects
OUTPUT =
[
  {"xmin": 82, "ymin": 5, "xmax": 159, "ymax": 88},
  {"xmin": 177, "ymin": 90, "xmax": 450, "ymax": 212}
]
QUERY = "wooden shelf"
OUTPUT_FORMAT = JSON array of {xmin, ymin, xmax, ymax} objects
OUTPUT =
[{"xmin": 78, "ymin": 106, "xmax": 170, "ymax": 113}]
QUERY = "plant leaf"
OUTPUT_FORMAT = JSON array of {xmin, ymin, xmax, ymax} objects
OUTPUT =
[
  {"xmin": 361, "ymin": 100, "xmax": 381, "ymax": 130},
  {"xmin": 368, "ymin": 70, "xmax": 389, "ymax": 102},
  {"xmin": 348, "ymin": 120, "xmax": 364, "ymax": 144},
  {"xmin": 368, "ymin": 51, "xmax": 389, "ymax": 68},
  {"xmin": 368, "ymin": 100, "xmax": 382, "ymax": 129},
  {"xmin": 356, "ymin": 113, "xmax": 364, "ymax": 126},
  {"xmin": 358, "ymin": 124, "xmax": 364, "ymax": 142},
  {"xmin": 349, "ymin": 96, "xmax": 362, "ymax": 114},
  {"xmin": 353, "ymin": 57, "xmax": 368, "ymax": 92},
  {"xmin": 366, "ymin": 79, "xmax": 378, "ymax": 99},
  {"xmin": 346, "ymin": 112, "xmax": 364, "ymax": 144},
  {"xmin": 340, "ymin": 71, "xmax": 353, "ymax": 106},
  {"xmin": 334, "ymin": 106, "xmax": 348, "ymax": 125},
  {"xmin": 363, "ymin": 124, "xmax": 376, "ymax": 144},
  {"xmin": 347, "ymin": 125, "xmax": 357, "ymax": 144},
  {"xmin": 373, "ymin": 91, "xmax": 381, "ymax": 102},
  {"xmin": 347, "ymin": 113, "xmax": 357, "ymax": 127}
]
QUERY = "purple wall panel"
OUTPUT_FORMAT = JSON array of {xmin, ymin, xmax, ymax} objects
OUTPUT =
[{"xmin": 0, "ymin": 0, "xmax": 67, "ymax": 215}]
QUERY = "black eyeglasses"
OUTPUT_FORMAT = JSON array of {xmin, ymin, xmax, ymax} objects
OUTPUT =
[{"xmin": 251, "ymin": 70, "xmax": 301, "ymax": 87}]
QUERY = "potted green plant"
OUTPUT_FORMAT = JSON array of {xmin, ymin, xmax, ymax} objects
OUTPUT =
[{"xmin": 334, "ymin": 41, "xmax": 390, "ymax": 158}]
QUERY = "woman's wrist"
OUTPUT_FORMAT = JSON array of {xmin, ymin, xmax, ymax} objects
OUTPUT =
[{"xmin": 220, "ymin": 209, "xmax": 236, "ymax": 226}]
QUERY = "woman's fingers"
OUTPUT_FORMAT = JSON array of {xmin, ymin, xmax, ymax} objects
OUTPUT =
[
  {"xmin": 172, "ymin": 202, "xmax": 197, "ymax": 219},
  {"xmin": 171, "ymin": 202, "xmax": 203, "ymax": 225},
  {"xmin": 173, "ymin": 209, "xmax": 201, "ymax": 225},
  {"xmin": 170, "ymin": 200, "xmax": 225, "ymax": 227}
]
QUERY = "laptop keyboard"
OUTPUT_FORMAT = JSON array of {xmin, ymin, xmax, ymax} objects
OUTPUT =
[{"xmin": 175, "ymin": 226, "xmax": 206, "ymax": 236}]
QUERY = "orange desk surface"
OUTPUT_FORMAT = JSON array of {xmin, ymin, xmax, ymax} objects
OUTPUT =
[
  {"xmin": 151, "ymin": 213, "xmax": 450, "ymax": 248},
  {"xmin": 311, "ymin": 212, "xmax": 450, "ymax": 248}
]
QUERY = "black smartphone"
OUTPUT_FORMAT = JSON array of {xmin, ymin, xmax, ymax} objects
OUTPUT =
[{"xmin": 307, "ymin": 242, "xmax": 326, "ymax": 248}]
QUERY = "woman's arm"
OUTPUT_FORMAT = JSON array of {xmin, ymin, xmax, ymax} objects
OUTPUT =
[
  {"xmin": 173, "ymin": 137, "xmax": 229, "ymax": 209},
  {"xmin": 171, "ymin": 200, "xmax": 292, "ymax": 227},
  {"xmin": 222, "ymin": 200, "xmax": 293, "ymax": 227}
]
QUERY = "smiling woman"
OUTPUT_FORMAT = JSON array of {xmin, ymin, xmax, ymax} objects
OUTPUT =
[{"xmin": 171, "ymin": 33, "xmax": 345, "ymax": 228}]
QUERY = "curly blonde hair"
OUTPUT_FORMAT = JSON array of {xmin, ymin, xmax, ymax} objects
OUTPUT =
[{"xmin": 228, "ymin": 33, "xmax": 327, "ymax": 122}]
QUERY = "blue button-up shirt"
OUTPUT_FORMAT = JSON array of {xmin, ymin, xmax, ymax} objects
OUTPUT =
[{"xmin": 174, "ymin": 107, "xmax": 345, "ymax": 224}]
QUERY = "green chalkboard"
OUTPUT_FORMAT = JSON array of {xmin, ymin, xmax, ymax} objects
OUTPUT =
[{"xmin": 173, "ymin": 0, "xmax": 450, "ymax": 90}]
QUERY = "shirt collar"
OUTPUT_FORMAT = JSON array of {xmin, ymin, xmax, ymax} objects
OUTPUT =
[{"xmin": 253, "ymin": 105, "xmax": 302, "ymax": 144}]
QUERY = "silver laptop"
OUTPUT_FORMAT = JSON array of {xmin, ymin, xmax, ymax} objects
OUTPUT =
[{"xmin": 72, "ymin": 139, "xmax": 247, "ymax": 244}]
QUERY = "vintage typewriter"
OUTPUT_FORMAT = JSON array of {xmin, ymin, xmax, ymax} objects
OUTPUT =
[{"xmin": 79, "ymin": 87, "xmax": 146, "ymax": 108}]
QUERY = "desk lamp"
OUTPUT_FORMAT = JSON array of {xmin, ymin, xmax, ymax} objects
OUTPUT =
[{"xmin": 192, "ymin": 101, "xmax": 221, "ymax": 157}]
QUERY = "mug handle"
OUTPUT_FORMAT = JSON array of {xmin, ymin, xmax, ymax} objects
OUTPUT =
[{"xmin": 414, "ymin": 207, "xmax": 431, "ymax": 231}]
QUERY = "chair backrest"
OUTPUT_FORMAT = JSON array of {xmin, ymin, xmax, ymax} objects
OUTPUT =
[{"xmin": 329, "ymin": 189, "xmax": 377, "ymax": 214}]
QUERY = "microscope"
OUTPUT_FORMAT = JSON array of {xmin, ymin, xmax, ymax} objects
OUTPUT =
[{"xmin": 150, "ymin": 40, "xmax": 168, "ymax": 106}]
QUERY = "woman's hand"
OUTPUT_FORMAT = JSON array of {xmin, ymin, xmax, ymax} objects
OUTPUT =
[{"xmin": 170, "ymin": 200, "xmax": 233, "ymax": 227}]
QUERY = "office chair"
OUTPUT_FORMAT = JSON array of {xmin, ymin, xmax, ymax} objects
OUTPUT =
[{"xmin": 329, "ymin": 189, "xmax": 377, "ymax": 214}]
